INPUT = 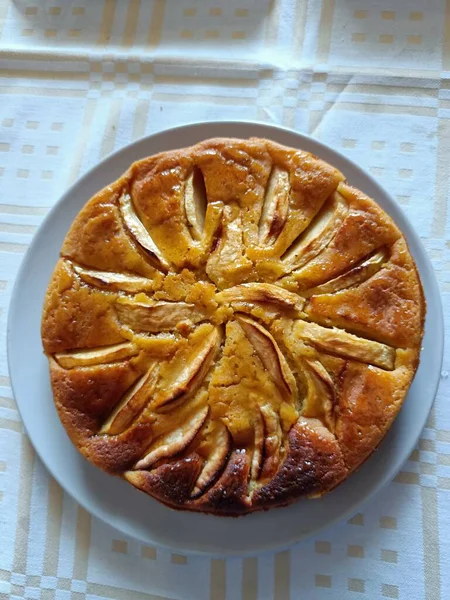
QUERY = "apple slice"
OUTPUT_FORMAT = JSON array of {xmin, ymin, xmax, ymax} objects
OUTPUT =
[
  {"xmin": 115, "ymin": 298, "xmax": 205, "ymax": 333},
  {"xmin": 73, "ymin": 264, "xmax": 154, "ymax": 293},
  {"xmin": 206, "ymin": 203, "xmax": 253, "ymax": 287},
  {"xmin": 101, "ymin": 363, "xmax": 159, "ymax": 435},
  {"xmin": 300, "ymin": 358, "xmax": 335, "ymax": 432},
  {"xmin": 282, "ymin": 192, "xmax": 347, "ymax": 270},
  {"xmin": 216, "ymin": 283, "xmax": 305, "ymax": 315},
  {"xmin": 119, "ymin": 193, "xmax": 170, "ymax": 272},
  {"xmin": 303, "ymin": 248, "xmax": 388, "ymax": 297},
  {"xmin": 297, "ymin": 415, "xmax": 337, "ymax": 441},
  {"xmin": 260, "ymin": 404, "xmax": 282, "ymax": 479},
  {"xmin": 55, "ymin": 341, "xmax": 138, "ymax": 369},
  {"xmin": 259, "ymin": 167, "xmax": 290, "ymax": 245},
  {"xmin": 293, "ymin": 320, "xmax": 395, "ymax": 370},
  {"xmin": 133, "ymin": 405, "xmax": 209, "ymax": 470},
  {"xmin": 306, "ymin": 358, "xmax": 335, "ymax": 389},
  {"xmin": 154, "ymin": 327, "xmax": 221, "ymax": 408},
  {"xmin": 237, "ymin": 315, "xmax": 296, "ymax": 400},
  {"xmin": 184, "ymin": 167, "xmax": 207, "ymax": 241},
  {"xmin": 250, "ymin": 410, "xmax": 265, "ymax": 482},
  {"xmin": 202, "ymin": 202, "xmax": 223, "ymax": 253},
  {"xmin": 191, "ymin": 422, "xmax": 231, "ymax": 497}
]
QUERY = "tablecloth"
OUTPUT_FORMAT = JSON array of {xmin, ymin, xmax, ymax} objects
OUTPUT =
[{"xmin": 0, "ymin": 1, "xmax": 449, "ymax": 598}]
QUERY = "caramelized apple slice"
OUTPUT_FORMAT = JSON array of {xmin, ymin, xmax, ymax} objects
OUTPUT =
[
  {"xmin": 300, "ymin": 359, "xmax": 335, "ymax": 432},
  {"xmin": 134, "ymin": 406, "xmax": 209, "ymax": 470},
  {"xmin": 307, "ymin": 358, "xmax": 335, "ymax": 389},
  {"xmin": 73, "ymin": 264, "xmax": 154, "ymax": 293},
  {"xmin": 119, "ymin": 193, "xmax": 170, "ymax": 272},
  {"xmin": 191, "ymin": 422, "xmax": 231, "ymax": 497},
  {"xmin": 260, "ymin": 404, "xmax": 282, "ymax": 479},
  {"xmin": 154, "ymin": 326, "xmax": 221, "ymax": 408},
  {"xmin": 101, "ymin": 363, "xmax": 159, "ymax": 435},
  {"xmin": 294, "ymin": 320, "xmax": 395, "ymax": 370},
  {"xmin": 216, "ymin": 283, "xmax": 305, "ymax": 315},
  {"xmin": 202, "ymin": 202, "xmax": 223, "ymax": 253},
  {"xmin": 237, "ymin": 315, "xmax": 296, "ymax": 400},
  {"xmin": 282, "ymin": 192, "xmax": 347, "ymax": 269},
  {"xmin": 184, "ymin": 167, "xmax": 207, "ymax": 241},
  {"xmin": 212, "ymin": 204, "xmax": 243, "ymax": 263},
  {"xmin": 298, "ymin": 415, "xmax": 337, "ymax": 441},
  {"xmin": 115, "ymin": 298, "xmax": 205, "ymax": 333},
  {"xmin": 259, "ymin": 167, "xmax": 290, "ymax": 244},
  {"xmin": 250, "ymin": 410, "xmax": 265, "ymax": 481},
  {"xmin": 55, "ymin": 341, "xmax": 138, "ymax": 369},
  {"xmin": 206, "ymin": 203, "xmax": 253, "ymax": 287},
  {"xmin": 303, "ymin": 248, "xmax": 388, "ymax": 297}
]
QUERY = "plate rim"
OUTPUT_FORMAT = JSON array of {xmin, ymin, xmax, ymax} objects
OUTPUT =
[{"xmin": 7, "ymin": 120, "xmax": 444, "ymax": 557}]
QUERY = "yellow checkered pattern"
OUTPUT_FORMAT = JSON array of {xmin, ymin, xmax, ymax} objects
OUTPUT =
[{"xmin": 0, "ymin": 1, "xmax": 449, "ymax": 599}]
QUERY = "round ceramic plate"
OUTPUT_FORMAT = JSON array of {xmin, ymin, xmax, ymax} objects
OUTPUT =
[{"xmin": 7, "ymin": 122, "xmax": 443, "ymax": 557}]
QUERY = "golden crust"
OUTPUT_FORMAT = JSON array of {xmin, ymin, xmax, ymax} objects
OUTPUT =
[{"xmin": 41, "ymin": 137, "xmax": 425, "ymax": 516}]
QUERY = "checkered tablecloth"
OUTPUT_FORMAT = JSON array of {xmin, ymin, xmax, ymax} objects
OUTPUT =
[{"xmin": 0, "ymin": 1, "xmax": 449, "ymax": 599}]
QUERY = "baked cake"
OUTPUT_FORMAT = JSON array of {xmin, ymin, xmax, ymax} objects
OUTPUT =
[{"xmin": 41, "ymin": 138, "xmax": 425, "ymax": 515}]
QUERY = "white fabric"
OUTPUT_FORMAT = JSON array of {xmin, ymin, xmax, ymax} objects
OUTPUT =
[{"xmin": 0, "ymin": 1, "xmax": 449, "ymax": 598}]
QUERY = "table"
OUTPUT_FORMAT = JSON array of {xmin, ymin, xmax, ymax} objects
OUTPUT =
[{"xmin": 0, "ymin": 1, "xmax": 449, "ymax": 598}]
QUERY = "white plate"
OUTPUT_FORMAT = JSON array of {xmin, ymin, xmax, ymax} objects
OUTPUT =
[{"xmin": 7, "ymin": 121, "xmax": 443, "ymax": 557}]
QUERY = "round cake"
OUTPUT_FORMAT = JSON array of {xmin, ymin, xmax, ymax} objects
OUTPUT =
[{"xmin": 41, "ymin": 137, "xmax": 425, "ymax": 516}]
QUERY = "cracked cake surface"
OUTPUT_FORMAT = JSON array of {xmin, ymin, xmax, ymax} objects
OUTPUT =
[{"xmin": 41, "ymin": 137, "xmax": 425, "ymax": 515}]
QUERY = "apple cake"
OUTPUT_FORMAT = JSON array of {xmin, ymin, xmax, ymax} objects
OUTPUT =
[{"xmin": 41, "ymin": 137, "xmax": 425, "ymax": 515}]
